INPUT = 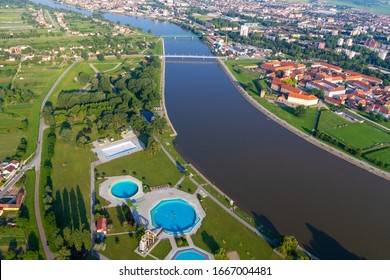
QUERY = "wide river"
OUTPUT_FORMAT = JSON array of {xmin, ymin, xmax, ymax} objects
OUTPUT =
[{"xmin": 32, "ymin": 0, "xmax": 390, "ymax": 259}]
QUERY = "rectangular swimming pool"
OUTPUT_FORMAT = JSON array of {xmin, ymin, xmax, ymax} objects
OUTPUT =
[{"xmin": 101, "ymin": 140, "xmax": 138, "ymax": 159}]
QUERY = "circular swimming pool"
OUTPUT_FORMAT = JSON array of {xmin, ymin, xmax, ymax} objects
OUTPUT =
[
  {"xmin": 171, "ymin": 248, "xmax": 210, "ymax": 260},
  {"xmin": 110, "ymin": 180, "xmax": 139, "ymax": 199},
  {"xmin": 151, "ymin": 199, "xmax": 197, "ymax": 234}
]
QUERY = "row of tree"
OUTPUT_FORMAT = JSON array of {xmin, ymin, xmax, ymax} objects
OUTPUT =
[{"xmin": 0, "ymin": 85, "xmax": 36, "ymax": 106}]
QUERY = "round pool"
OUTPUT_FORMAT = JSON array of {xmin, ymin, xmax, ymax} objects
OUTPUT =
[
  {"xmin": 171, "ymin": 248, "xmax": 210, "ymax": 260},
  {"xmin": 110, "ymin": 181, "xmax": 139, "ymax": 199},
  {"xmin": 151, "ymin": 199, "xmax": 197, "ymax": 234}
]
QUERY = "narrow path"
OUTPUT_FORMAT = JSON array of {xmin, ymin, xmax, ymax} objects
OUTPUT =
[
  {"xmin": 218, "ymin": 59, "xmax": 390, "ymax": 181},
  {"xmin": 89, "ymin": 63, "xmax": 99, "ymax": 74},
  {"xmin": 33, "ymin": 60, "xmax": 78, "ymax": 260},
  {"xmin": 103, "ymin": 63, "xmax": 121, "ymax": 73},
  {"xmin": 11, "ymin": 60, "xmax": 22, "ymax": 89}
]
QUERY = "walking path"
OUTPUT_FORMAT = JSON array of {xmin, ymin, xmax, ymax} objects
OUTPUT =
[
  {"xmin": 217, "ymin": 58, "xmax": 390, "ymax": 182},
  {"xmin": 32, "ymin": 60, "xmax": 78, "ymax": 260}
]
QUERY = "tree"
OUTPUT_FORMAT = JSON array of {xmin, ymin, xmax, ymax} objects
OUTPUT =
[
  {"xmin": 96, "ymin": 53, "xmax": 105, "ymax": 61},
  {"xmin": 294, "ymin": 105, "xmax": 306, "ymax": 117},
  {"xmin": 55, "ymin": 247, "xmax": 71, "ymax": 260},
  {"xmin": 214, "ymin": 248, "xmax": 229, "ymax": 260},
  {"xmin": 81, "ymin": 51, "xmax": 89, "ymax": 61},
  {"xmin": 146, "ymin": 138, "xmax": 160, "ymax": 156}
]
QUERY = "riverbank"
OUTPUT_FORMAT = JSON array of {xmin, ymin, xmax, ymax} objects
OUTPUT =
[{"xmin": 218, "ymin": 58, "xmax": 390, "ymax": 182}]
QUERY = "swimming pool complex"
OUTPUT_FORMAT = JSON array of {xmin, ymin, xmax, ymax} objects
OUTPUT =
[
  {"xmin": 110, "ymin": 180, "xmax": 139, "ymax": 199},
  {"xmin": 150, "ymin": 199, "xmax": 198, "ymax": 234},
  {"xmin": 170, "ymin": 248, "xmax": 210, "ymax": 260}
]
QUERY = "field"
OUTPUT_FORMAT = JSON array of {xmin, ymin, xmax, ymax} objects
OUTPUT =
[
  {"xmin": 318, "ymin": 110, "xmax": 390, "ymax": 149},
  {"xmin": 225, "ymin": 59, "xmax": 263, "ymax": 85},
  {"xmin": 178, "ymin": 177, "xmax": 198, "ymax": 194},
  {"xmin": 96, "ymin": 149, "xmax": 183, "ymax": 188},
  {"xmin": 0, "ymin": 8, "xmax": 35, "ymax": 32},
  {"xmin": 50, "ymin": 136, "xmax": 96, "ymax": 231},
  {"xmin": 364, "ymin": 148, "xmax": 390, "ymax": 165},
  {"xmin": 258, "ymin": 98, "xmax": 317, "ymax": 134},
  {"xmin": 0, "ymin": 227, "xmax": 26, "ymax": 258},
  {"xmin": 150, "ymin": 239, "xmax": 172, "ymax": 260},
  {"xmin": 102, "ymin": 235, "xmax": 153, "ymax": 260},
  {"xmin": 0, "ymin": 111, "xmax": 25, "ymax": 160},
  {"xmin": 192, "ymin": 197, "xmax": 280, "ymax": 260},
  {"xmin": 0, "ymin": 61, "xmax": 19, "ymax": 86}
]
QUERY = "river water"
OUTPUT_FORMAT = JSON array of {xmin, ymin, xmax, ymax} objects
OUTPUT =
[{"xmin": 31, "ymin": 0, "xmax": 390, "ymax": 260}]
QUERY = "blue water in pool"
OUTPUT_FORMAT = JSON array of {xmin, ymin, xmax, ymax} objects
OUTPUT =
[
  {"xmin": 111, "ymin": 181, "xmax": 139, "ymax": 199},
  {"xmin": 171, "ymin": 248, "xmax": 209, "ymax": 260},
  {"xmin": 151, "ymin": 199, "xmax": 196, "ymax": 233}
]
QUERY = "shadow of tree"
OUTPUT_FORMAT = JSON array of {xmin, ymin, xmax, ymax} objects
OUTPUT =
[
  {"xmin": 305, "ymin": 223, "xmax": 365, "ymax": 260},
  {"xmin": 76, "ymin": 186, "xmax": 89, "ymax": 229},
  {"xmin": 70, "ymin": 188, "xmax": 80, "ymax": 229},
  {"xmin": 8, "ymin": 239, "xmax": 18, "ymax": 252},
  {"xmin": 62, "ymin": 189, "xmax": 72, "ymax": 229},
  {"xmin": 19, "ymin": 204, "xmax": 29, "ymax": 220},
  {"xmin": 201, "ymin": 231, "xmax": 219, "ymax": 254},
  {"xmin": 27, "ymin": 231, "xmax": 39, "ymax": 252},
  {"xmin": 116, "ymin": 205, "xmax": 125, "ymax": 225}
]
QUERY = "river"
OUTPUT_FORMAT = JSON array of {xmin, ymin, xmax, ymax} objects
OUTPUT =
[{"xmin": 30, "ymin": 0, "xmax": 390, "ymax": 260}]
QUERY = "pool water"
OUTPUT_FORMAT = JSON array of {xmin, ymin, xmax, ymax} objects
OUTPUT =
[
  {"xmin": 171, "ymin": 248, "xmax": 209, "ymax": 260},
  {"xmin": 151, "ymin": 199, "xmax": 197, "ymax": 234},
  {"xmin": 111, "ymin": 181, "xmax": 139, "ymax": 199}
]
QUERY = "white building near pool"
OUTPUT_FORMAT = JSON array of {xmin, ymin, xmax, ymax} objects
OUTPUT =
[{"xmin": 92, "ymin": 131, "xmax": 145, "ymax": 162}]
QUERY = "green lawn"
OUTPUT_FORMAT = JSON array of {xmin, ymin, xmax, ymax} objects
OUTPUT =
[
  {"xmin": 178, "ymin": 177, "xmax": 198, "ymax": 194},
  {"xmin": 105, "ymin": 206, "xmax": 132, "ymax": 233},
  {"xmin": 364, "ymin": 147, "xmax": 390, "ymax": 165},
  {"xmin": 0, "ymin": 227, "xmax": 26, "ymax": 257},
  {"xmin": 50, "ymin": 137, "xmax": 96, "ymax": 231},
  {"xmin": 91, "ymin": 63, "xmax": 120, "ymax": 73},
  {"xmin": 258, "ymin": 99, "xmax": 317, "ymax": 134},
  {"xmin": 150, "ymin": 238, "xmax": 172, "ymax": 259},
  {"xmin": 102, "ymin": 235, "xmax": 153, "ymax": 260},
  {"xmin": 318, "ymin": 110, "xmax": 390, "ymax": 149},
  {"xmin": 192, "ymin": 197, "xmax": 280, "ymax": 260},
  {"xmin": 0, "ymin": 112, "xmax": 25, "ymax": 160},
  {"xmin": 20, "ymin": 169, "xmax": 45, "ymax": 259},
  {"xmin": 225, "ymin": 59, "xmax": 263, "ymax": 84},
  {"xmin": 97, "ymin": 149, "xmax": 182, "ymax": 188}
]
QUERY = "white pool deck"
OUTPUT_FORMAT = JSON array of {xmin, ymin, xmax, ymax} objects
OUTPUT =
[
  {"xmin": 98, "ymin": 176, "xmax": 144, "ymax": 207},
  {"xmin": 134, "ymin": 188, "xmax": 206, "ymax": 239},
  {"xmin": 92, "ymin": 132, "xmax": 145, "ymax": 163}
]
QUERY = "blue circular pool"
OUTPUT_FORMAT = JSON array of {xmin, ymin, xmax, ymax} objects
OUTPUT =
[
  {"xmin": 151, "ymin": 199, "xmax": 197, "ymax": 234},
  {"xmin": 171, "ymin": 248, "xmax": 210, "ymax": 260},
  {"xmin": 110, "ymin": 181, "xmax": 139, "ymax": 199}
]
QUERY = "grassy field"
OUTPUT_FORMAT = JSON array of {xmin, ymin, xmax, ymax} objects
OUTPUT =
[
  {"xmin": 102, "ymin": 235, "xmax": 153, "ymax": 260},
  {"xmin": 178, "ymin": 177, "xmax": 198, "ymax": 194},
  {"xmin": 0, "ymin": 8, "xmax": 35, "ymax": 32},
  {"xmin": 97, "ymin": 149, "xmax": 182, "ymax": 188},
  {"xmin": 20, "ymin": 169, "xmax": 44, "ymax": 259},
  {"xmin": 150, "ymin": 238, "xmax": 172, "ymax": 259},
  {"xmin": 318, "ymin": 110, "xmax": 390, "ymax": 149},
  {"xmin": 13, "ymin": 62, "xmax": 65, "ymax": 96},
  {"xmin": 0, "ymin": 111, "xmax": 26, "ymax": 160},
  {"xmin": 50, "ymin": 137, "xmax": 96, "ymax": 231},
  {"xmin": 192, "ymin": 197, "xmax": 280, "ymax": 260},
  {"xmin": 258, "ymin": 99, "xmax": 317, "ymax": 134},
  {"xmin": 0, "ymin": 227, "xmax": 26, "ymax": 258},
  {"xmin": 364, "ymin": 147, "xmax": 390, "ymax": 165},
  {"xmin": 225, "ymin": 59, "xmax": 263, "ymax": 85},
  {"xmin": 0, "ymin": 61, "xmax": 19, "ymax": 85}
]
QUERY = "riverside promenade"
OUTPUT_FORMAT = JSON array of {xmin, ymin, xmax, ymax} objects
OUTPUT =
[
  {"xmin": 217, "ymin": 58, "xmax": 390, "ymax": 182},
  {"xmin": 160, "ymin": 38, "xmax": 177, "ymax": 137}
]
